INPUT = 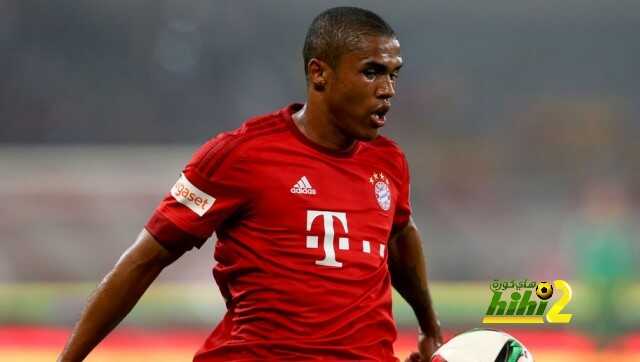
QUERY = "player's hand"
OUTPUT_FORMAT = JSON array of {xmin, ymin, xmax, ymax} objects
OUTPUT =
[{"xmin": 404, "ymin": 327, "xmax": 443, "ymax": 362}]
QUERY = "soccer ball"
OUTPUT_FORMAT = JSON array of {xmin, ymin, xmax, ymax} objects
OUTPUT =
[
  {"xmin": 535, "ymin": 281, "xmax": 553, "ymax": 300},
  {"xmin": 431, "ymin": 329, "xmax": 533, "ymax": 362}
]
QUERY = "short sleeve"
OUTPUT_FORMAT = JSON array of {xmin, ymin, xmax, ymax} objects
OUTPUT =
[
  {"xmin": 145, "ymin": 134, "xmax": 252, "ymax": 252},
  {"xmin": 392, "ymin": 153, "xmax": 412, "ymax": 232}
]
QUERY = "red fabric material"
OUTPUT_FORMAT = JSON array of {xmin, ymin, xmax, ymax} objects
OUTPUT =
[
  {"xmin": 146, "ymin": 104, "xmax": 412, "ymax": 361},
  {"xmin": 145, "ymin": 212, "xmax": 206, "ymax": 252}
]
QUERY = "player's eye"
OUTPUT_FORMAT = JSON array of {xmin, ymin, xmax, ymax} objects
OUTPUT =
[
  {"xmin": 363, "ymin": 68, "xmax": 377, "ymax": 80},
  {"xmin": 390, "ymin": 71, "xmax": 399, "ymax": 81}
]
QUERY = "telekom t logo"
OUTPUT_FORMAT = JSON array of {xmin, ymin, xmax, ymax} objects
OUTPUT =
[{"xmin": 306, "ymin": 210, "xmax": 349, "ymax": 268}]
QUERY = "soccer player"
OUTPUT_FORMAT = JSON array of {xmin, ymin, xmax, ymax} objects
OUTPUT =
[{"xmin": 59, "ymin": 7, "xmax": 442, "ymax": 362}]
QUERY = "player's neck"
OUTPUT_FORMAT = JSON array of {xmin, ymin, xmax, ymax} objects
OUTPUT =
[{"xmin": 292, "ymin": 102, "xmax": 357, "ymax": 152}]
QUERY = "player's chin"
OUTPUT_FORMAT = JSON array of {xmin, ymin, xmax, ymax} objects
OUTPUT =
[
  {"xmin": 356, "ymin": 127, "xmax": 380, "ymax": 141},
  {"xmin": 349, "ymin": 118, "xmax": 382, "ymax": 141}
]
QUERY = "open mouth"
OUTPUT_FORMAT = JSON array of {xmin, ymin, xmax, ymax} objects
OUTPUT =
[{"xmin": 370, "ymin": 106, "xmax": 389, "ymax": 127}]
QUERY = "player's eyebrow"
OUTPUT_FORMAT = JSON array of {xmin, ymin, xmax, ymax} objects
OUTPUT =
[{"xmin": 362, "ymin": 60, "xmax": 403, "ymax": 73}]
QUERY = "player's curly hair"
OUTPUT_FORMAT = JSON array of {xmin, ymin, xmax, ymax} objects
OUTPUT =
[{"xmin": 303, "ymin": 7, "xmax": 396, "ymax": 77}]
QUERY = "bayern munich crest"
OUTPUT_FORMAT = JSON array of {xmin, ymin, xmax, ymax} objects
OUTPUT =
[{"xmin": 370, "ymin": 172, "xmax": 391, "ymax": 211}]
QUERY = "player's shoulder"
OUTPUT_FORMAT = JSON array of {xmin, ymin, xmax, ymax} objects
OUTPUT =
[
  {"xmin": 362, "ymin": 135, "xmax": 407, "ymax": 161},
  {"xmin": 208, "ymin": 108, "xmax": 288, "ymax": 152},
  {"xmin": 359, "ymin": 135, "xmax": 409, "ymax": 180},
  {"xmin": 189, "ymin": 107, "xmax": 289, "ymax": 172}
]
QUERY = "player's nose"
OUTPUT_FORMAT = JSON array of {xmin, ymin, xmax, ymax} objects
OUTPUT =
[{"xmin": 375, "ymin": 77, "xmax": 395, "ymax": 99}]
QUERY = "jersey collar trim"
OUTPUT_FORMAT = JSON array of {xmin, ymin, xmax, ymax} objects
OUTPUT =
[{"xmin": 281, "ymin": 103, "xmax": 360, "ymax": 158}]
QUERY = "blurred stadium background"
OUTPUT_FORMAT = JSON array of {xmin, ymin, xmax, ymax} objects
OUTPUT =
[{"xmin": 1, "ymin": 0, "xmax": 639, "ymax": 361}]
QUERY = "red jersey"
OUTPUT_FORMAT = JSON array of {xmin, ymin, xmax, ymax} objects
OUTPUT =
[{"xmin": 145, "ymin": 104, "xmax": 412, "ymax": 361}]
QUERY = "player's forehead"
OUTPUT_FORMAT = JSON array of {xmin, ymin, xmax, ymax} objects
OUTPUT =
[{"xmin": 343, "ymin": 35, "xmax": 402, "ymax": 69}]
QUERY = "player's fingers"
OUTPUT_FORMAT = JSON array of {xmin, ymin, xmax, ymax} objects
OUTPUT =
[{"xmin": 423, "ymin": 340, "xmax": 440, "ymax": 359}]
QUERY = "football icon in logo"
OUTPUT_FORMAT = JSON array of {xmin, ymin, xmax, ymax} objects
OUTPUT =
[{"xmin": 536, "ymin": 281, "xmax": 553, "ymax": 300}]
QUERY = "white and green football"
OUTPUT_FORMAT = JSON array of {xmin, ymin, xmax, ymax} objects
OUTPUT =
[{"xmin": 430, "ymin": 329, "xmax": 533, "ymax": 362}]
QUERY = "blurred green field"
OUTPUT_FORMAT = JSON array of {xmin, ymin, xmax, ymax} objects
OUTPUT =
[{"xmin": 2, "ymin": 282, "xmax": 639, "ymax": 328}]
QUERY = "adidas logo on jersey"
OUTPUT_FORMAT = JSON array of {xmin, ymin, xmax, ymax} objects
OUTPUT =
[{"xmin": 291, "ymin": 176, "xmax": 317, "ymax": 195}]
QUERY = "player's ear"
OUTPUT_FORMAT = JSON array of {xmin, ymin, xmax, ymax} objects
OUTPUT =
[{"xmin": 307, "ymin": 58, "xmax": 329, "ymax": 91}]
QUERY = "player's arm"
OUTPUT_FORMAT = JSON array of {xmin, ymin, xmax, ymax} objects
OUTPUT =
[
  {"xmin": 388, "ymin": 216, "xmax": 442, "ymax": 358},
  {"xmin": 58, "ymin": 229, "xmax": 184, "ymax": 362}
]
